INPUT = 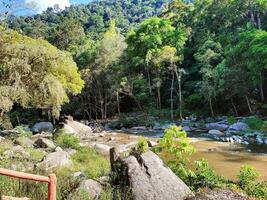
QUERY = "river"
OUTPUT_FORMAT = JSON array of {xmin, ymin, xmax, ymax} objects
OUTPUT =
[{"xmin": 123, "ymin": 129, "xmax": 267, "ymax": 181}]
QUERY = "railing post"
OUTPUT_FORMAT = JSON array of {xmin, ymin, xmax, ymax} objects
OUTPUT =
[{"xmin": 48, "ymin": 174, "xmax": 57, "ymax": 200}]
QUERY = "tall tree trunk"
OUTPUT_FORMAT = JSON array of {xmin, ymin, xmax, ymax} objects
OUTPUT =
[
  {"xmin": 116, "ymin": 91, "xmax": 120, "ymax": 115},
  {"xmin": 170, "ymin": 71, "xmax": 175, "ymax": 121},
  {"xmin": 146, "ymin": 65, "xmax": 152, "ymax": 95},
  {"xmin": 209, "ymin": 98, "xmax": 214, "ymax": 117},
  {"xmin": 259, "ymin": 72, "xmax": 265, "ymax": 102},
  {"xmin": 100, "ymin": 100, "xmax": 104, "ymax": 119},
  {"xmin": 95, "ymin": 96, "xmax": 98, "ymax": 120},
  {"xmin": 104, "ymin": 95, "xmax": 107, "ymax": 119},
  {"xmin": 249, "ymin": 9, "xmax": 256, "ymax": 26},
  {"xmin": 230, "ymin": 97, "xmax": 239, "ymax": 116},
  {"xmin": 174, "ymin": 67, "xmax": 183, "ymax": 120},
  {"xmin": 257, "ymin": 13, "xmax": 261, "ymax": 29},
  {"xmin": 245, "ymin": 95, "xmax": 253, "ymax": 114},
  {"xmin": 157, "ymin": 87, "xmax": 161, "ymax": 110},
  {"xmin": 178, "ymin": 76, "xmax": 182, "ymax": 120}
]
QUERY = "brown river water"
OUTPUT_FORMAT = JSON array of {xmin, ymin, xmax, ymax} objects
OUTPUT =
[{"xmin": 191, "ymin": 139, "xmax": 267, "ymax": 181}]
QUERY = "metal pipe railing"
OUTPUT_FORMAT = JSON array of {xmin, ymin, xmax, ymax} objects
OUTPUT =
[{"xmin": 0, "ymin": 168, "xmax": 57, "ymax": 200}]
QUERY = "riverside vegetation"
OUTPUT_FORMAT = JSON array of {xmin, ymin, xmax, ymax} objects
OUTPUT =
[
  {"xmin": 0, "ymin": 0, "xmax": 267, "ymax": 199},
  {"xmin": 0, "ymin": 125, "xmax": 266, "ymax": 199}
]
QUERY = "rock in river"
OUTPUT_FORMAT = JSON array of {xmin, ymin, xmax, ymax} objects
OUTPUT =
[
  {"xmin": 205, "ymin": 123, "xmax": 228, "ymax": 131},
  {"xmin": 208, "ymin": 130, "xmax": 224, "ymax": 136},
  {"xmin": 229, "ymin": 122, "xmax": 249, "ymax": 132}
]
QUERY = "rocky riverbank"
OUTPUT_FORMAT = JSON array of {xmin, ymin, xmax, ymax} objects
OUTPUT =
[{"xmin": 0, "ymin": 115, "xmax": 266, "ymax": 199}]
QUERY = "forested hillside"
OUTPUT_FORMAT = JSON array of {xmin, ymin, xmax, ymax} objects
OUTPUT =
[
  {"xmin": 2, "ymin": 0, "xmax": 267, "ymax": 124},
  {"xmin": 1, "ymin": 1, "xmax": 267, "ymax": 199}
]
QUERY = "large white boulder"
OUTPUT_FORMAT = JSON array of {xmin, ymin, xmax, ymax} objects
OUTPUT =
[
  {"xmin": 112, "ymin": 150, "xmax": 193, "ymax": 200},
  {"xmin": 63, "ymin": 119, "xmax": 93, "ymax": 138}
]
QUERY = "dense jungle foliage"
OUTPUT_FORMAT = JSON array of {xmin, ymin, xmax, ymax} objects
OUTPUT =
[{"xmin": 1, "ymin": 0, "xmax": 267, "ymax": 124}]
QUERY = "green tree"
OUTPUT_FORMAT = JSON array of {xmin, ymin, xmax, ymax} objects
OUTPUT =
[
  {"xmin": 127, "ymin": 17, "xmax": 187, "ymax": 112},
  {"xmin": 194, "ymin": 39, "xmax": 223, "ymax": 116},
  {"xmin": 0, "ymin": 27, "xmax": 84, "ymax": 119},
  {"xmin": 50, "ymin": 17, "xmax": 85, "ymax": 50}
]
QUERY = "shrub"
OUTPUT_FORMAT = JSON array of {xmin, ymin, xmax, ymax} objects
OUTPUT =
[
  {"xmin": 0, "ymin": 114, "xmax": 13, "ymax": 130},
  {"xmin": 237, "ymin": 165, "xmax": 267, "ymax": 199},
  {"xmin": 245, "ymin": 117, "xmax": 263, "ymax": 130},
  {"xmin": 55, "ymin": 131, "xmax": 80, "ymax": 150},
  {"xmin": 191, "ymin": 159, "xmax": 229, "ymax": 190},
  {"xmin": 227, "ymin": 116, "xmax": 236, "ymax": 125},
  {"xmin": 261, "ymin": 121, "xmax": 267, "ymax": 132},
  {"xmin": 237, "ymin": 165, "xmax": 259, "ymax": 189},
  {"xmin": 159, "ymin": 125, "xmax": 195, "ymax": 180},
  {"xmin": 136, "ymin": 137, "xmax": 148, "ymax": 153}
]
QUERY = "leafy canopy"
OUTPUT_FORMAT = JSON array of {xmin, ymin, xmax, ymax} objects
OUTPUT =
[{"xmin": 0, "ymin": 27, "xmax": 84, "ymax": 118}]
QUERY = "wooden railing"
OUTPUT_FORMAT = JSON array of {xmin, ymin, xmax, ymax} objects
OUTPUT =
[{"xmin": 0, "ymin": 168, "xmax": 57, "ymax": 200}]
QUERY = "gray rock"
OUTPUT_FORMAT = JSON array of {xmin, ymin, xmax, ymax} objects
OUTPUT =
[
  {"xmin": 242, "ymin": 141, "xmax": 249, "ymax": 145},
  {"xmin": 63, "ymin": 120, "xmax": 93, "ymax": 138},
  {"xmin": 41, "ymin": 151, "xmax": 73, "ymax": 171},
  {"xmin": 34, "ymin": 138, "xmax": 56, "ymax": 149},
  {"xmin": 183, "ymin": 126, "xmax": 191, "ymax": 132},
  {"xmin": 32, "ymin": 122, "xmax": 53, "ymax": 133},
  {"xmin": 55, "ymin": 146, "xmax": 63, "ymax": 152},
  {"xmin": 98, "ymin": 176, "xmax": 109, "ymax": 185},
  {"xmin": 76, "ymin": 179, "xmax": 102, "ymax": 199},
  {"xmin": 3, "ymin": 145, "xmax": 30, "ymax": 159},
  {"xmin": 153, "ymin": 123, "xmax": 175, "ymax": 130},
  {"xmin": 187, "ymin": 189, "xmax": 247, "ymax": 200},
  {"xmin": 208, "ymin": 130, "xmax": 224, "ymax": 136},
  {"xmin": 63, "ymin": 124, "xmax": 77, "ymax": 135},
  {"xmin": 94, "ymin": 143, "xmax": 111, "ymax": 155},
  {"xmin": 256, "ymin": 137, "xmax": 264, "ymax": 144},
  {"xmin": 0, "ymin": 136, "xmax": 5, "ymax": 142},
  {"xmin": 232, "ymin": 136, "xmax": 242, "ymax": 143},
  {"xmin": 114, "ymin": 150, "xmax": 192, "ymax": 200},
  {"xmin": 147, "ymin": 140, "xmax": 158, "ymax": 147},
  {"xmin": 15, "ymin": 137, "xmax": 34, "ymax": 148},
  {"xmin": 264, "ymin": 138, "xmax": 267, "ymax": 145},
  {"xmin": 118, "ymin": 144, "xmax": 127, "ymax": 153},
  {"xmin": 73, "ymin": 171, "xmax": 86, "ymax": 179},
  {"xmin": 205, "ymin": 123, "xmax": 228, "ymax": 131},
  {"xmin": 229, "ymin": 122, "xmax": 249, "ymax": 132},
  {"xmin": 130, "ymin": 126, "xmax": 147, "ymax": 130}
]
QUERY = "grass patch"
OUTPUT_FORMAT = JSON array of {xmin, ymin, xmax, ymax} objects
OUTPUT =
[
  {"xmin": 55, "ymin": 130, "xmax": 81, "ymax": 150},
  {"xmin": 227, "ymin": 116, "xmax": 237, "ymax": 125},
  {"xmin": 245, "ymin": 117, "xmax": 263, "ymax": 130},
  {"xmin": 71, "ymin": 147, "xmax": 110, "ymax": 179},
  {"xmin": 16, "ymin": 126, "xmax": 33, "ymax": 137},
  {"xmin": 26, "ymin": 148, "xmax": 46, "ymax": 162}
]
